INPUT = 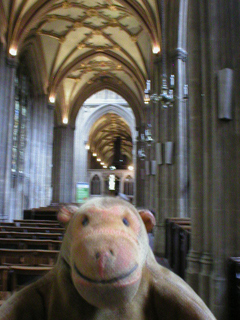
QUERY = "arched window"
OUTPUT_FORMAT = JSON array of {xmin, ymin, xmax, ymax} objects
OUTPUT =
[
  {"xmin": 124, "ymin": 175, "xmax": 134, "ymax": 196},
  {"xmin": 90, "ymin": 175, "xmax": 101, "ymax": 195}
]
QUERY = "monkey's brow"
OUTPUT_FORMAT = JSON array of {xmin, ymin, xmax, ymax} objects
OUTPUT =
[{"xmin": 82, "ymin": 206, "xmax": 129, "ymax": 217}]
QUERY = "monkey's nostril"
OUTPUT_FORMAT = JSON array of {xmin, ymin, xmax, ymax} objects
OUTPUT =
[
  {"xmin": 110, "ymin": 249, "xmax": 114, "ymax": 256},
  {"xmin": 95, "ymin": 252, "xmax": 100, "ymax": 260}
]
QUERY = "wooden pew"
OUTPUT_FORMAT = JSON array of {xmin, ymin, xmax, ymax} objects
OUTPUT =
[
  {"xmin": 165, "ymin": 218, "xmax": 191, "ymax": 265},
  {"xmin": 0, "ymin": 249, "xmax": 59, "ymax": 267},
  {"xmin": 10, "ymin": 265, "xmax": 52, "ymax": 291},
  {"xmin": 0, "ymin": 232, "xmax": 63, "ymax": 240},
  {"xmin": 0, "ymin": 238, "xmax": 62, "ymax": 250},
  {"xmin": 227, "ymin": 257, "xmax": 240, "ymax": 318},
  {"xmin": 24, "ymin": 208, "xmax": 59, "ymax": 220},
  {"xmin": 0, "ymin": 226, "xmax": 64, "ymax": 233},
  {"xmin": 0, "ymin": 266, "xmax": 11, "ymax": 306},
  {"xmin": 14, "ymin": 219, "xmax": 60, "ymax": 225},
  {"xmin": 172, "ymin": 225, "xmax": 191, "ymax": 279},
  {"xmin": 16, "ymin": 222, "xmax": 61, "ymax": 228},
  {"xmin": 0, "ymin": 222, "xmax": 15, "ymax": 226},
  {"xmin": 165, "ymin": 218, "xmax": 191, "ymax": 279}
]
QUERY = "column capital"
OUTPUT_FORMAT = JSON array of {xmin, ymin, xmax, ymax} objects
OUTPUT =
[{"xmin": 171, "ymin": 48, "xmax": 188, "ymax": 62}]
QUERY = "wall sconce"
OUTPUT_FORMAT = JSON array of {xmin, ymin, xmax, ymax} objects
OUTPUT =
[
  {"xmin": 9, "ymin": 47, "xmax": 17, "ymax": 56},
  {"xmin": 49, "ymin": 95, "xmax": 55, "ymax": 104},
  {"xmin": 63, "ymin": 117, "xmax": 68, "ymax": 124}
]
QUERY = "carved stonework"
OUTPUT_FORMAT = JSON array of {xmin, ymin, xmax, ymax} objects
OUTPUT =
[{"xmin": 171, "ymin": 48, "xmax": 188, "ymax": 62}]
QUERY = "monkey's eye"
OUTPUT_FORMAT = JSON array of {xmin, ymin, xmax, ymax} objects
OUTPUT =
[
  {"xmin": 82, "ymin": 216, "xmax": 89, "ymax": 227},
  {"xmin": 122, "ymin": 217, "xmax": 130, "ymax": 227}
]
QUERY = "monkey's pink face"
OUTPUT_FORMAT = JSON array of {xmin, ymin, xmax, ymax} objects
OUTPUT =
[{"xmin": 69, "ymin": 205, "xmax": 147, "ymax": 309}]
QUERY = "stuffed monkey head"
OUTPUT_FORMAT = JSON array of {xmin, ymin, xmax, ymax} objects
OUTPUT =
[{"xmin": 58, "ymin": 197, "xmax": 151, "ymax": 310}]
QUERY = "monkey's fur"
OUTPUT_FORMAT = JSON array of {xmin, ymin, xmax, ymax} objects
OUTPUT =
[{"xmin": 0, "ymin": 197, "xmax": 216, "ymax": 319}]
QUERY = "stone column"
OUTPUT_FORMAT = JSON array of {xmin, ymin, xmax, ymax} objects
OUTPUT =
[
  {"xmin": 52, "ymin": 125, "xmax": 75, "ymax": 203},
  {"xmin": 2, "ymin": 56, "xmax": 18, "ymax": 221},
  {"xmin": 135, "ymin": 124, "xmax": 145, "ymax": 208},
  {"xmin": 208, "ymin": 1, "xmax": 233, "ymax": 318},
  {"xmin": 172, "ymin": 49, "xmax": 189, "ymax": 218},
  {"xmin": 185, "ymin": 0, "xmax": 203, "ymax": 294},
  {"xmin": 198, "ymin": 0, "xmax": 213, "ymax": 306},
  {"xmin": 153, "ymin": 60, "xmax": 169, "ymax": 256},
  {"xmin": 46, "ymin": 103, "xmax": 54, "ymax": 204},
  {"xmin": 0, "ymin": 43, "xmax": 7, "ymax": 219}
]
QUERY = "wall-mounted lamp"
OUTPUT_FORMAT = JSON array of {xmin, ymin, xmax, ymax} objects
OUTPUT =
[
  {"xmin": 9, "ymin": 47, "xmax": 17, "ymax": 56},
  {"xmin": 49, "ymin": 95, "xmax": 55, "ymax": 104},
  {"xmin": 152, "ymin": 45, "xmax": 160, "ymax": 54},
  {"xmin": 93, "ymin": 152, "xmax": 97, "ymax": 157},
  {"xmin": 63, "ymin": 117, "xmax": 68, "ymax": 124}
]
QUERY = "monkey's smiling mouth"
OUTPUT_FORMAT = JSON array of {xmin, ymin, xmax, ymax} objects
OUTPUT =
[{"xmin": 74, "ymin": 263, "xmax": 138, "ymax": 284}]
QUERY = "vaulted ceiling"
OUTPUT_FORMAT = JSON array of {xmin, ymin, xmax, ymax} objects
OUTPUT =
[
  {"xmin": 0, "ymin": 0, "xmax": 162, "ymax": 168},
  {"xmin": 0, "ymin": 0, "xmax": 161, "ymax": 122},
  {"xmin": 88, "ymin": 111, "xmax": 133, "ymax": 167}
]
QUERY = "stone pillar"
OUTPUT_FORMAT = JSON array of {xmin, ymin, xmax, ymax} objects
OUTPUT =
[
  {"xmin": 198, "ymin": 0, "xmax": 213, "ymax": 306},
  {"xmin": 186, "ymin": 0, "xmax": 203, "ymax": 293},
  {"xmin": 135, "ymin": 125, "xmax": 145, "ymax": 207},
  {"xmin": 2, "ymin": 56, "xmax": 18, "ymax": 221},
  {"xmin": 52, "ymin": 125, "xmax": 75, "ymax": 203},
  {"xmin": 208, "ymin": 1, "xmax": 232, "ymax": 318},
  {"xmin": 0, "ymin": 43, "xmax": 7, "ymax": 219},
  {"xmin": 173, "ymin": 49, "xmax": 189, "ymax": 218},
  {"xmin": 153, "ymin": 60, "xmax": 169, "ymax": 256},
  {"xmin": 46, "ymin": 103, "xmax": 54, "ymax": 204}
]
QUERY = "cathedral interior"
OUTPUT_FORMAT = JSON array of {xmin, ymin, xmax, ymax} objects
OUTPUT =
[{"xmin": 0, "ymin": 0, "xmax": 239, "ymax": 319}]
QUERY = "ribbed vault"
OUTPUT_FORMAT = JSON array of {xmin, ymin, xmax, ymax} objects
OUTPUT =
[{"xmin": 0, "ymin": 0, "xmax": 162, "ymax": 126}]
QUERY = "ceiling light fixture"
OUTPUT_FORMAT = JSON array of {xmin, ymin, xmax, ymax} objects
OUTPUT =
[{"xmin": 144, "ymin": 0, "xmax": 177, "ymax": 108}]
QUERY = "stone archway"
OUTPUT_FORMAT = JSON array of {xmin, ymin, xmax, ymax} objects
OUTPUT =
[{"xmin": 73, "ymin": 89, "xmax": 137, "ymax": 201}]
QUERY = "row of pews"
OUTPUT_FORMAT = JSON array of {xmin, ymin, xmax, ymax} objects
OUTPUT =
[
  {"xmin": 165, "ymin": 217, "xmax": 191, "ymax": 279},
  {"xmin": 0, "ymin": 217, "xmax": 63, "ymax": 305},
  {"xmin": 165, "ymin": 218, "xmax": 240, "ymax": 318}
]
